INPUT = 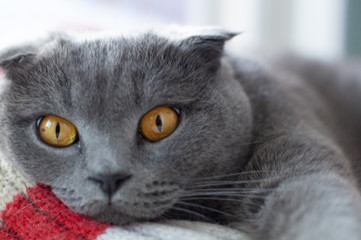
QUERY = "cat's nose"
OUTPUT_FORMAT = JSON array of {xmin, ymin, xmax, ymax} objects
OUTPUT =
[{"xmin": 88, "ymin": 172, "xmax": 132, "ymax": 196}]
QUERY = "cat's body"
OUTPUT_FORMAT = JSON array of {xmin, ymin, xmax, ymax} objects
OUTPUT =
[
  {"xmin": 228, "ymin": 55, "xmax": 361, "ymax": 238},
  {"xmin": 0, "ymin": 28, "xmax": 360, "ymax": 239}
]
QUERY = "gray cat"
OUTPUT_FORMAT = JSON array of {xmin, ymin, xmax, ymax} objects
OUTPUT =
[{"xmin": 0, "ymin": 28, "xmax": 360, "ymax": 240}]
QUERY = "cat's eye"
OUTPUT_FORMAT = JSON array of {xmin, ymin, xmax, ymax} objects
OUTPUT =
[
  {"xmin": 140, "ymin": 107, "xmax": 179, "ymax": 142},
  {"xmin": 37, "ymin": 116, "xmax": 78, "ymax": 147}
]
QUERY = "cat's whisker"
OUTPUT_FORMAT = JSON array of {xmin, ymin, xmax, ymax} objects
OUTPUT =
[
  {"xmin": 190, "ymin": 170, "xmax": 272, "ymax": 181},
  {"xmin": 191, "ymin": 170, "xmax": 293, "ymax": 184},
  {"xmin": 186, "ymin": 188, "xmax": 276, "ymax": 193},
  {"xmin": 177, "ymin": 201, "xmax": 238, "ymax": 218},
  {"xmin": 180, "ymin": 196, "xmax": 247, "ymax": 203},
  {"xmin": 168, "ymin": 206, "xmax": 211, "ymax": 221},
  {"xmin": 190, "ymin": 178, "xmax": 284, "ymax": 188},
  {"xmin": 180, "ymin": 197, "xmax": 265, "ymax": 208},
  {"xmin": 181, "ymin": 192, "xmax": 269, "ymax": 199}
]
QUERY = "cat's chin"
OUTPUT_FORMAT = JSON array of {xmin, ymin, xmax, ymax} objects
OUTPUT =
[
  {"xmin": 91, "ymin": 210, "xmax": 136, "ymax": 226},
  {"xmin": 89, "ymin": 208, "xmax": 163, "ymax": 226}
]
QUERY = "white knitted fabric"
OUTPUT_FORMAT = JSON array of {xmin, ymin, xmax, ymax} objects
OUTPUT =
[{"xmin": 0, "ymin": 152, "xmax": 35, "ymax": 211}]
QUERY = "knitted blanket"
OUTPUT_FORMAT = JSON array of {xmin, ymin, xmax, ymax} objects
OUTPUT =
[{"xmin": 0, "ymin": 154, "xmax": 249, "ymax": 240}]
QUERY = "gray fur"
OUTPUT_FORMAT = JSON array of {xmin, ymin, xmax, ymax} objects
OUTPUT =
[{"xmin": 0, "ymin": 28, "xmax": 360, "ymax": 239}]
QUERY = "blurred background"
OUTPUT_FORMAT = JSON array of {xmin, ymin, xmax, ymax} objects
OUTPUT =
[{"xmin": 0, "ymin": 0, "xmax": 360, "ymax": 60}]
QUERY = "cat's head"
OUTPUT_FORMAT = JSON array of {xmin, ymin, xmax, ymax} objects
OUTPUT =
[{"xmin": 0, "ymin": 27, "xmax": 252, "ymax": 224}]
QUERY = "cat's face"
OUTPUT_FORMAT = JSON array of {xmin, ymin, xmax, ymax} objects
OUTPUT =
[{"xmin": 0, "ymin": 29, "xmax": 251, "ymax": 224}]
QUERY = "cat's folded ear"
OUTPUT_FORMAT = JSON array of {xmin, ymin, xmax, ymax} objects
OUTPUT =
[
  {"xmin": 0, "ymin": 49, "xmax": 37, "ymax": 82},
  {"xmin": 0, "ymin": 37, "xmax": 45, "ymax": 78},
  {"xmin": 0, "ymin": 33, "xmax": 67, "ymax": 76},
  {"xmin": 0, "ymin": 52, "xmax": 36, "ymax": 69},
  {"xmin": 161, "ymin": 26, "xmax": 239, "ymax": 72},
  {"xmin": 179, "ymin": 28, "xmax": 238, "ymax": 59}
]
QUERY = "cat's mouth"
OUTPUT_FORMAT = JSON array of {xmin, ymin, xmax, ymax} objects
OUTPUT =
[
  {"xmin": 53, "ymin": 181, "xmax": 182, "ymax": 225},
  {"xmin": 65, "ymin": 194, "xmax": 178, "ymax": 225}
]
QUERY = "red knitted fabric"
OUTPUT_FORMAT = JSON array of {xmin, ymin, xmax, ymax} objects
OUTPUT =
[{"xmin": 0, "ymin": 185, "xmax": 109, "ymax": 240}]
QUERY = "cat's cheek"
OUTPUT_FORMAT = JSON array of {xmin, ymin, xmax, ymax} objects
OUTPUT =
[
  {"xmin": 14, "ymin": 132, "xmax": 85, "ymax": 185},
  {"xmin": 56, "ymin": 173, "xmax": 182, "ymax": 222}
]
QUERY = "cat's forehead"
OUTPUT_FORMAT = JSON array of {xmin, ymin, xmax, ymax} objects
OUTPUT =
[
  {"xmin": 7, "ymin": 33, "xmax": 213, "ymax": 123},
  {"xmin": 55, "ymin": 33, "xmax": 170, "ymax": 63},
  {"xmin": 48, "ymin": 33, "xmax": 206, "ymax": 102},
  {"xmin": 3, "ymin": 27, "xmax": 235, "ymax": 124}
]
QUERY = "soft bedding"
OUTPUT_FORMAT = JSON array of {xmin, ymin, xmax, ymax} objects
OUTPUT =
[{"xmin": 0, "ymin": 154, "xmax": 249, "ymax": 240}]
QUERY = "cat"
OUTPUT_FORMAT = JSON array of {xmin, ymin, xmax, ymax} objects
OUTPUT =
[{"xmin": 0, "ymin": 27, "xmax": 360, "ymax": 240}]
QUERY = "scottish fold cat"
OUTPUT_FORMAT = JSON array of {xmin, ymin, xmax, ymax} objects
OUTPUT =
[{"xmin": 0, "ymin": 28, "xmax": 360, "ymax": 239}]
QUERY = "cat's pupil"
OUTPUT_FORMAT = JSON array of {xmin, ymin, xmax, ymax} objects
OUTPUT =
[
  {"xmin": 55, "ymin": 122, "xmax": 60, "ymax": 139},
  {"xmin": 156, "ymin": 115, "xmax": 162, "ymax": 132}
]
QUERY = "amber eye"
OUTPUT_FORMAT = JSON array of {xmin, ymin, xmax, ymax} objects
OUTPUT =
[
  {"xmin": 140, "ymin": 107, "xmax": 179, "ymax": 142},
  {"xmin": 37, "ymin": 116, "xmax": 78, "ymax": 147}
]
